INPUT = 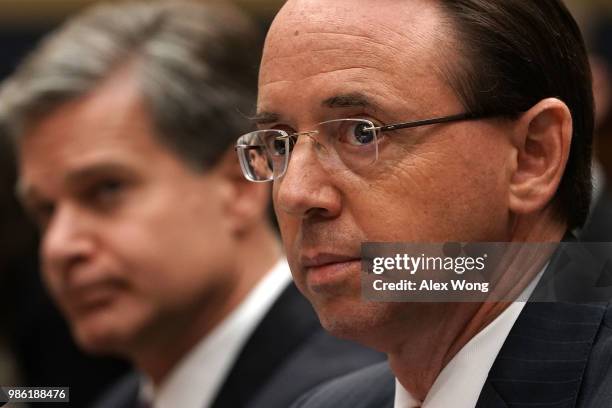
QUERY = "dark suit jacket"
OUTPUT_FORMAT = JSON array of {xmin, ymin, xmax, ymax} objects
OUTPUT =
[
  {"xmin": 92, "ymin": 283, "xmax": 383, "ymax": 408},
  {"xmin": 292, "ymin": 244, "xmax": 612, "ymax": 408}
]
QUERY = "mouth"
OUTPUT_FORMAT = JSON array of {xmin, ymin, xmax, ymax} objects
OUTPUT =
[
  {"xmin": 62, "ymin": 281, "xmax": 121, "ymax": 316},
  {"xmin": 301, "ymin": 253, "xmax": 362, "ymax": 293}
]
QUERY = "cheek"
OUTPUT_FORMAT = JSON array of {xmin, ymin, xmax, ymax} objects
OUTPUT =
[
  {"xmin": 277, "ymin": 215, "xmax": 299, "ymax": 258},
  {"xmin": 131, "ymin": 182, "xmax": 234, "ymax": 256},
  {"xmin": 112, "ymin": 219, "xmax": 231, "ymax": 278},
  {"xmin": 102, "ymin": 230, "xmax": 233, "ymax": 323},
  {"xmin": 98, "ymin": 200, "xmax": 234, "ymax": 302},
  {"xmin": 351, "ymin": 134, "xmax": 512, "ymax": 241}
]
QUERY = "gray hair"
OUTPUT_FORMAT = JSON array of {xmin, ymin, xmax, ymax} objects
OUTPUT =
[{"xmin": 0, "ymin": 0, "xmax": 261, "ymax": 170}]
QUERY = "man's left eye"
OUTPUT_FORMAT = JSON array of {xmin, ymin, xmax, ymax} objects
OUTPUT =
[{"xmin": 342, "ymin": 122, "xmax": 376, "ymax": 146}]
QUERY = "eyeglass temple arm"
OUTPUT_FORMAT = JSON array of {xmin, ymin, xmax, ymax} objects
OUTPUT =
[{"xmin": 374, "ymin": 112, "xmax": 481, "ymax": 133}]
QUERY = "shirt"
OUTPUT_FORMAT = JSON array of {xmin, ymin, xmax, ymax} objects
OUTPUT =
[
  {"xmin": 394, "ymin": 267, "xmax": 545, "ymax": 408},
  {"xmin": 140, "ymin": 259, "xmax": 292, "ymax": 408}
]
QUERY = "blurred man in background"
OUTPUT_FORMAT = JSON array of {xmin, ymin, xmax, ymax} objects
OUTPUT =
[
  {"xmin": 0, "ymin": 15, "xmax": 131, "ymax": 406},
  {"xmin": 0, "ymin": 1, "xmax": 381, "ymax": 407}
]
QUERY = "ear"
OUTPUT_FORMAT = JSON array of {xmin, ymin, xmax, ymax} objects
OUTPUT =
[
  {"xmin": 508, "ymin": 98, "xmax": 572, "ymax": 216},
  {"xmin": 216, "ymin": 148, "xmax": 272, "ymax": 235}
]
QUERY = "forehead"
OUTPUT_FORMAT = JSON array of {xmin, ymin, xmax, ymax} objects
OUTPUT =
[
  {"xmin": 19, "ymin": 70, "xmax": 178, "ymax": 190},
  {"xmin": 259, "ymin": 0, "xmax": 453, "ymax": 116}
]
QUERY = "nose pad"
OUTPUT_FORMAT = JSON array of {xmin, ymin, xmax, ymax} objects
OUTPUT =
[
  {"xmin": 283, "ymin": 129, "xmax": 341, "ymax": 180},
  {"xmin": 305, "ymin": 134, "xmax": 329, "ymax": 155},
  {"xmin": 288, "ymin": 131, "xmax": 327, "ymax": 162},
  {"xmin": 294, "ymin": 130, "xmax": 331, "ymax": 159}
]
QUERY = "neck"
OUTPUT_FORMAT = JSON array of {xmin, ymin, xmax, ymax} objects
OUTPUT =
[
  {"xmin": 133, "ymin": 222, "xmax": 282, "ymax": 385},
  {"xmin": 389, "ymin": 209, "xmax": 567, "ymax": 401}
]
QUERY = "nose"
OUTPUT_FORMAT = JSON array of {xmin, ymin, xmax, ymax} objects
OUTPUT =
[
  {"xmin": 42, "ymin": 204, "xmax": 96, "ymax": 275},
  {"xmin": 274, "ymin": 136, "xmax": 342, "ymax": 219}
]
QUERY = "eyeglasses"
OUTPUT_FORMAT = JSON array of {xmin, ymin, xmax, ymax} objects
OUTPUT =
[{"xmin": 235, "ymin": 112, "xmax": 486, "ymax": 182}]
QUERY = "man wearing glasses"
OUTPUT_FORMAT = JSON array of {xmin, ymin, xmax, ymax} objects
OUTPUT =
[{"xmin": 236, "ymin": 0, "xmax": 612, "ymax": 406}]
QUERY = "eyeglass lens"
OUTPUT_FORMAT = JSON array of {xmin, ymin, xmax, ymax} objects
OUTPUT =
[{"xmin": 237, "ymin": 119, "xmax": 379, "ymax": 181}]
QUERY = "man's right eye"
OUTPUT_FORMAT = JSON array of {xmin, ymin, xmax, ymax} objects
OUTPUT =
[
  {"xmin": 263, "ymin": 125, "xmax": 293, "ymax": 155},
  {"xmin": 273, "ymin": 137, "xmax": 287, "ymax": 155}
]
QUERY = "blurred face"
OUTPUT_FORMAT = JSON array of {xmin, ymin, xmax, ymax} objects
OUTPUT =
[
  {"xmin": 260, "ymin": 0, "xmax": 518, "ymax": 344},
  {"xmin": 19, "ymin": 73, "xmax": 238, "ymax": 355}
]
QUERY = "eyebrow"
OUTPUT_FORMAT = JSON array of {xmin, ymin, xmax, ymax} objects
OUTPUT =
[
  {"xmin": 322, "ymin": 92, "xmax": 374, "ymax": 109},
  {"xmin": 63, "ymin": 162, "xmax": 137, "ymax": 189},
  {"xmin": 249, "ymin": 111, "xmax": 280, "ymax": 126},
  {"xmin": 251, "ymin": 92, "xmax": 377, "ymax": 126},
  {"xmin": 17, "ymin": 162, "xmax": 136, "ymax": 203}
]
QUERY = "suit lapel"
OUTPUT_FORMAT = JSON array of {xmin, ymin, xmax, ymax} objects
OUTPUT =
[
  {"xmin": 92, "ymin": 372, "xmax": 140, "ymax": 408},
  {"xmin": 477, "ymin": 300, "xmax": 606, "ymax": 408},
  {"xmin": 210, "ymin": 283, "xmax": 321, "ymax": 408},
  {"xmin": 476, "ymin": 382, "xmax": 508, "ymax": 408}
]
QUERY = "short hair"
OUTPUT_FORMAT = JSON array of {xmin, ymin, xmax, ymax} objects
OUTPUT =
[
  {"xmin": 438, "ymin": 0, "xmax": 594, "ymax": 229},
  {"xmin": 0, "ymin": 0, "xmax": 261, "ymax": 171}
]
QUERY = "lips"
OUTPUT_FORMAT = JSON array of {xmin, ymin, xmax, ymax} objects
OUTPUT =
[
  {"xmin": 300, "ymin": 252, "xmax": 361, "ymax": 292},
  {"xmin": 58, "ymin": 272, "xmax": 123, "ymax": 316}
]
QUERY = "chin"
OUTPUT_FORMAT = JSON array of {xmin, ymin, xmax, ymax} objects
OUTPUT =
[
  {"xmin": 72, "ymin": 329, "xmax": 124, "ymax": 356},
  {"xmin": 313, "ymin": 297, "xmax": 396, "ymax": 351},
  {"xmin": 68, "ymin": 310, "xmax": 136, "ymax": 356}
]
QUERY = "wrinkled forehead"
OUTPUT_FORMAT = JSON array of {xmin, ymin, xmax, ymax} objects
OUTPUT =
[
  {"xmin": 262, "ymin": 0, "xmax": 446, "ymax": 79},
  {"xmin": 259, "ymin": 0, "xmax": 455, "ymax": 117}
]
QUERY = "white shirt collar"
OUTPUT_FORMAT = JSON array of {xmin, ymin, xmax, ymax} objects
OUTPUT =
[
  {"xmin": 141, "ymin": 259, "xmax": 291, "ymax": 408},
  {"xmin": 394, "ymin": 266, "xmax": 546, "ymax": 408}
]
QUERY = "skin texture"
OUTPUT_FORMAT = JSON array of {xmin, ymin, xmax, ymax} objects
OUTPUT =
[
  {"xmin": 260, "ymin": 0, "xmax": 571, "ymax": 399},
  {"xmin": 18, "ymin": 67, "xmax": 279, "ymax": 383}
]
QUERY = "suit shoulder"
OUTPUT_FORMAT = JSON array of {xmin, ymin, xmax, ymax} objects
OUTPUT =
[
  {"xmin": 247, "ymin": 328, "xmax": 385, "ymax": 408},
  {"xmin": 214, "ymin": 283, "xmax": 384, "ymax": 408},
  {"xmin": 291, "ymin": 361, "xmax": 395, "ymax": 408},
  {"xmin": 90, "ymin": 372, "xmax": 139, "ymax": 408}
]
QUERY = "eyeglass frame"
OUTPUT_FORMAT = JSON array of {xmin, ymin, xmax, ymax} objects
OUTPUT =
[{"xmin": 235, "ymin": 111, "xmax": 494, "ymax": 182}]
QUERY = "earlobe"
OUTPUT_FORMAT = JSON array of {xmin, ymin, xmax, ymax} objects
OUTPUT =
[{"xmin": 508, "ymin": 98, "xmax": 572, "ymax": 216}]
